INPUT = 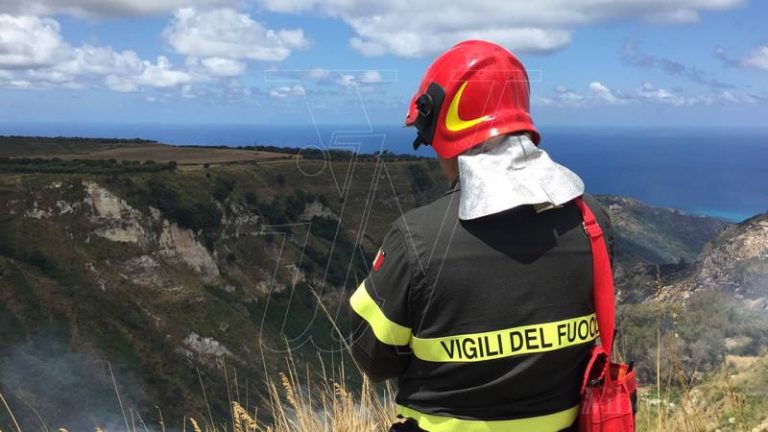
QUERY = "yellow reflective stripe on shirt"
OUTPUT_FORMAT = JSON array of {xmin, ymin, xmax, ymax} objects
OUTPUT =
[
  {"xmin": 396, "ymin": 404, "xmax": 579, "ymax": 432},
  {"xmin": 350, "ymin": 281, "xmax": 412, "ymax": 346},
  {"xmin": 410, "ymin": 313, "xmax": 598, "ymax": 363}
]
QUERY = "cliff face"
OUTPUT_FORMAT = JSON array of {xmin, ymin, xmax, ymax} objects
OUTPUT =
[
  {"xmin": 597, "ymin": 195, "xmax": 767, "ymax": 313},
  {"xmin": 594, "ymin": 195, "xmax": 732, "ymax": 303},
  {"xmin": 0, "ymin": 158, "xmax": 444, "ymax": 427},
  {"xmin": 658, "ymin": 214, "xmax": 768, "ymax": 309},
  {"xmin": 596, "ymin": 195, "xmax": 731, "ymax": 266},
  {"xmin": 1, "ymin": 176, "xmax": 250, "ymax": 426}
]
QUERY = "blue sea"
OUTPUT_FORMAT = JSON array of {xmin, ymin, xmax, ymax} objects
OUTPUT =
[{"xmin": 1, "ymin": 123, "xmax": 767, "ymax": 222}]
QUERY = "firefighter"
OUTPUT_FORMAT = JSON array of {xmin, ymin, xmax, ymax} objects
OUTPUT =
[{"xmin": 348, "ymin": 40, "xmax": 614, "ymax": 432}]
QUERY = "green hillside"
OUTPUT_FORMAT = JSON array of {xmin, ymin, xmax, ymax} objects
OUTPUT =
[
  {"xmin": 0, "ymin": 151, "xmax": 443, "ymax": 428},
  {"xmin": 0, "ymin": 138, "xmax": 761, "ymax": 430}
]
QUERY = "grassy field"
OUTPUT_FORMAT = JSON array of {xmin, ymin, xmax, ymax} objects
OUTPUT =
[
  {"xmin": 54, "ymin": 146, "xmax": 291, "ymax": 167},
  {"xmin": 0, "ymin": 136, "xmax": 161, "ymax": 158},
  {"xmin": 0, "ymin": 136, "xmax": 292, "ymax": 167}
]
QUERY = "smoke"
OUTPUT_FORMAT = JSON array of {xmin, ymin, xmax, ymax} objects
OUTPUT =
[{"xmin": 0, "ymin": 330, "xmax": 151, "ymax": 431}]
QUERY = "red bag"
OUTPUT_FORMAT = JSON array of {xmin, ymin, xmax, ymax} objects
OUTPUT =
[{"xmin": 574, "ymin": 198, "xmax": 637, "ymax": 432}]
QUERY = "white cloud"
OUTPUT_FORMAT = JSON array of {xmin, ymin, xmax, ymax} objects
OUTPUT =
[
  {"xmin": 307, "ymin": 67, "xmax": 332, "ymax": 79},
  {"xmin": 644, "ymin": 8, "xmax": 701, "ymax": 24},
  {"xmin": 0, "ymin": 14, "xmax": 194, "ymax": 92},
  {"xmin": 0, "ymin": 0, "xmax": 238, "ymax": 18},
  {"xmin": 135, "ymin": 56, "xmax": 192, "ymax": 87},
  {"xmin": 531, "ymin": 95, "xmax": 556, "ymax": 107},
  {"xmin": 164, "ymin": 8, "xmax": 309, "ymax": 63},
  {"xmin": 337, "ymin": 70, "xmax": 385, "ymax": 87},
  {"xmin": 58, "ymin": 45, "xmax": 144, "ymax": 76},
  {"xmin": 350, "ymin": 26, "xmax": 570, "ymax": 57},
  {"xmin": 337, "ymin": 74, "xmax": 357, "ymax": 87},
  {"xmin": 535, "ymin": 80, "xmax": 760, "ymax": 108},
  {"xmin": 544, "ymin": 85, "xmax": 586, "ymax": 107},
  {"xmin": 0, "ymin": 14, "xmax": 69, "ymax": 69},
  {"xmin": 200, "ymin": 57, "xmax": 246, "ymax": 77},
  {"xmin": 257, "ymin": 0, "xmax": 744, "ymax": 57},
  {"xmin": 263, "ymin": 68, "xmax": 394, "ymax": 97},
  {"xmin": 741, "ymin": 45, "xmax": 768, "ymax": 71},
  {"xmin": 259, "ymin": 0, "xmax": 317, "ymax": 13},
  {"xmin": 105, "ymin": 56, "xmax": 193, "ymax": 92},
  {"xmin": 269, "ymin": 84, "xmax": 305, "ymax": 98},
  {"xmin": 225, "ymin": 79, "xmax": 254, "ymax": 99},
  {"xmin": 168, "ymin": 79, "xmax": 256, "ymax": 103},
  {"xmin": 637, "ymin": 82, "xmax": 687, "ymax": 106},
  {"xmin": 359, "ymin": 70, "xmax": 383, "ymax": 84},
  {"xmin": 589, "ymin": 81, "xmax": 626, "ymax": 105}
]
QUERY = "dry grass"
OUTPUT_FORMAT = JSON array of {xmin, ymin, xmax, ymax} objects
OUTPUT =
[
  {"xmin": 0, "ymin": 283, "xmax": 764, "ymax": 431},
  {"xmin": 257, "ymin": 369, "xmax": 394, "ymax": 431},
  {"xmin": 636, "ymin": 368, "xmax": 756, "ymax": 432},
  {"xmin": 182, "ymin": 360, "xmax": 396, "ymax": 432},
  {"xmin": 2, "ymin": 356, "xmax": 766, "ymax": 432},
  {"xmin": 633, "ymin": 332, "xmax": 768, "ymax": 432},
  {"xmin": 0, "ymin": 354, "xmax": 396, "ymax": 432}
]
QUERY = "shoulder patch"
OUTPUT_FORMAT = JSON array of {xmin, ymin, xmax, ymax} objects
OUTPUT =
[{"xmin": 372, "ymin": 248, "xmax": 385, "ymax": 272}]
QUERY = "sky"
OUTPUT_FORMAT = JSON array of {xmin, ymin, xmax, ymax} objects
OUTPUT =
[{"xmin": 0, "ymin": 0, "xmax": 767, "ymax": 130}]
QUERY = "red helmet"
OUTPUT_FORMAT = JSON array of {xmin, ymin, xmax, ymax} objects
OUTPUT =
[{"xmin": 405, "ymin": 40, "xmax": 540, "ymax": 159}]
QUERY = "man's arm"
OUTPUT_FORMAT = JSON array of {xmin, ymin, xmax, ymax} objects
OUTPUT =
[{"xmin": 348, "ymin": 224, "xmax": 413, "ymax": 382}]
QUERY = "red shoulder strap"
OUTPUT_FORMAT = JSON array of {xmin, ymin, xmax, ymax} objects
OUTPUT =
[{"xmin": 573, "ymin": 197, "xmax": 615, "ymax": 356}]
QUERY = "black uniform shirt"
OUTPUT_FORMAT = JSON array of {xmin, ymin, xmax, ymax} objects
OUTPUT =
[{"xmin": 349, "ymin": 184, "xmax": 614, "ymax": 426}]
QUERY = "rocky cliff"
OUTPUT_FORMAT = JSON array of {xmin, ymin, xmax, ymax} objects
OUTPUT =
[
  {"xmin": 658, "ymin": 213, "xmax": 768, "ymax": 309},
  {"xmin": 0, "ymin": 155, "xmax": 444, "ymax": 428},
  {"xmin": 594, "ymin": 195, "xmax": 731, "ymax": 303}
]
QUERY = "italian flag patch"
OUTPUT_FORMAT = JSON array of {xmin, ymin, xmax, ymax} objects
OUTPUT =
[{"xmin": 372, "ymin": 248, "xmax": 385, "ymax": 272}]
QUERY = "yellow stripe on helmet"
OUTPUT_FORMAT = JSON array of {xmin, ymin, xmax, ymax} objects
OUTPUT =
[{"xmin": 445, "ymin": 81, "xmax": 491, "ymax": 132}]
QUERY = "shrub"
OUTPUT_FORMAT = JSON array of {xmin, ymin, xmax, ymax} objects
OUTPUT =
[
  {"xmin": 146, "ymin": 178, "xmax": 222, "ymax": 232},
  {"xmin": 284, "ymin": 190, "xmax": 307, "ymax": 220},
  {"xmin": 309, "ymin": 217, "xmax": 340, "ymax": 243},
  {"xmin": 243, "ymin": 191, "xmax": 259, "ymax": 206},
  {"xmin": 212, "ymin": 176, "xmax": 236, "ymax": 202}
]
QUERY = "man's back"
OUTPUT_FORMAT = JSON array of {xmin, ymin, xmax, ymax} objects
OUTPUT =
[{"xmin": 349, "ymin": 187, "xmax": 613, "ymax": 428}]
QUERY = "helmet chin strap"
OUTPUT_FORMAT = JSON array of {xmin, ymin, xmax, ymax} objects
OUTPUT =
[{"xmin": 411, "ymin": 82, "xmax": 446, "ymax": 151}]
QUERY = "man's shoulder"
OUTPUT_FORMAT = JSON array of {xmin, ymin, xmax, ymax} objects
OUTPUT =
[{"xmin": 393, "ymin": 187, "xmax": 459, "ymax": 234}]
